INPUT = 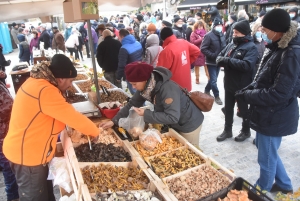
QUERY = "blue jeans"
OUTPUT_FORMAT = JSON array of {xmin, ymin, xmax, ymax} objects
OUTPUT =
[
  {"xmin": 204, "ymin": 65, "xmax": 220, "ymax": 97},
  {"xmin": 0, "ymin": 140, "xmax": 19, "ymax": 201},
  {"xmin": 93, "ymin": 43, "xmax": 97, "ymax": 55},
  {"xmin": 255, "ymin": 132, "xmax": 293, "ymax": 192},
  {"xmin": 127, "ymin": 81, "xmax": 136, "ymax": 95}
]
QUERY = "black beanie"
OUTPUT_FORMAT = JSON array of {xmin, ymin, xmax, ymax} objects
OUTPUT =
[
  {"xmin": 289, "ymin": 7, "xmax": 298, "ymax": 13},
  {"xmin": 262, "ymin": 9, "xmax": 290, "ymax": 33},
  {"xmin": 196, "ymin": 12, "xmax": 201, "ymax": 17},
  {"xmin": 160, "ymin": 27, "xmax": 173, "ymax": 41},
  {"xmin": 49, "ymin": 54, "xmax": 77, "ymax": 78},
  {"xmin": 162, "ymin": 20, "xmax": 172, "ymax": 27},
  {"xmin": 230, "ymin": 14, "xmax": 237, "ymax": 22},
  {"xmin": 259, "ymin": 10, "xmax": 266, "ymax": 17},
  {"xmin": 136, "ymin": 14, "xmax": 143, "ymax": 21},
  {"xmin": 173, "ymin": 17, "xmax": 181, "ymax": 23},
  {"xmin": 213, "ymin": 17, "xmax": 223, "ymax": 28},
  {"xmin": 233, "ymin": 20, "xmax": 251, "ymax": 35}
]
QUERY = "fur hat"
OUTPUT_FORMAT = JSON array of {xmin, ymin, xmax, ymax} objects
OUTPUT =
[
  {"xmin": 262, "ymin": 9, "xmax": 290, "ymax": 33},
  {"xmin": 125, "ymin": 61, "xmax": 154, "ymax": 82}
]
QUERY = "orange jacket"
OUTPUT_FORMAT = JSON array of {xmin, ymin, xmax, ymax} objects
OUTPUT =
[{"xmin": 3, "ymin": 77, "xmax": 99, "ymax": 166}]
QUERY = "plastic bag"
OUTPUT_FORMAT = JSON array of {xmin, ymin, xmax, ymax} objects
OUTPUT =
[
  {"xmin": 59, "ymin": 194, "xmax": 75, "ymax": 201},
  {"xmin": 48, "ymin": 157, "xmax": 73, "ymax": 193},
  {"xmin": 139, "ymin": 127, "xmax": 162, "ymax": 151},
  {"xmin": 119, "ymin": 107, "xmax": 145, "ymax": 139}
]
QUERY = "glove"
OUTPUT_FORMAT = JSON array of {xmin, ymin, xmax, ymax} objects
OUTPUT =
[
  {"xmin": 235, "ymin": 90, "xmax": 245, "ymax": 102},
  {"xmin": 216, "ymin": 56, "xmax": 229, "ymax": 67}
]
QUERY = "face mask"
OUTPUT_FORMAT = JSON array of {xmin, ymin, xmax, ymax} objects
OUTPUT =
[
  {"xmin": 262, "ymin": 33, "xmax": 272, "ymax": 44},
  {"xmin": 255, "ymin": 31, "xmax": 262, "ymax": 39},
  {"xmin": 290, "ymin": 13, "xmax": 295, "ymax": 18},
  {"xmin": 233, "ymin": 36, "xmax": 245, "ymax": 44},
  {"xmin": 215, "ymin": 26, "xmax": 222, "ymax": 33}
]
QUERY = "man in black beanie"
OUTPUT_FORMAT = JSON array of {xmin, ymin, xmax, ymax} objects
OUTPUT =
[
  {"xmin": 157, "ymin": 27, "xmax": 200, "ymax": 91},
  {"xmin": 215, "ymin": 19, "xmax": 258, "ymax": 143},
  {"xmin": 289, "ymin": 7, "xmax": 300, "ymax": 25},
  {"xmin": 235, "ymin": 8, "xmax": 300, "ymax": 194},
  {"xmin": 173, "ymin": 17, "xmax": 186, "ymax": 39}
]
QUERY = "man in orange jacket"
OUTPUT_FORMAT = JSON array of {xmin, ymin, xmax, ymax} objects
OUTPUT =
[
  {"xmin": 157, "ymin": 27, "xmax": 200, "ymax": 91},
  {"xmin": 3, "ymin": 54, "xmax": 100, "ymax": 201}
]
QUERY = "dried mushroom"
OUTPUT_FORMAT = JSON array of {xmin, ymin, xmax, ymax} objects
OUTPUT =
[
  {"xmin": 133, "ymin": 136, "xmax": 183, "ymax": 157},
  {"xmin": 81, "ymin": 164, "xmax": 149, "ymax": 193},
  {"xmin": 100, "ymin": 91, "xmax": 129, "ymax": 103},
  {"xmin": 66, "ymin": 94, "xmax": 87, "ymax": 104},
  {"xmin": 74, "ymin": 74, "xmax": 88, "ymax": 81},
  {"xmin": 77, "ymin": 80, "xmax": 113, "ymax": 92},
  {"xmin": 75, "ymin": 143, "xmax": 131, "ymax": 162},
  {"xmin": 167, "ymin": 165, "xmax": 231, "ymax": 201},
  {"xmin": 218, "ymin": 190, "xmax": 252, "ymax": 201},
  {"xmin": 95, "ymin": 191, "xmax": 161, "ymax": 201},
  {"xmin": 149, "ymin": 148, "xmax": 205, "ymax": 178}
]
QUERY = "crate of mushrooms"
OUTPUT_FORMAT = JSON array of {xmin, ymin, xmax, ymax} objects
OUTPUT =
[
  {"xmin": 146, "ymin": 147, "xmax": 208, "ymax": 180},
  {"xmin": 162, "ymin": 164, "xmax": 232, "ymax": 201},
  {"xmin": 129, "ymin": 129, "xmax": 187, "ymax": 159},
  {"xmin": 74, "ymin": 73, "xmax": 89, "ymax": 81}
]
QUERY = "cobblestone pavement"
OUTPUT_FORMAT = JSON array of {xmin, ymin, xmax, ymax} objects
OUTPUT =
[{"xmin": 1, "ymin": 50, "xmax": 299, "ymax": 200}]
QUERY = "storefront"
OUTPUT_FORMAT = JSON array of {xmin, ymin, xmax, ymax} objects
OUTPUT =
[{"xmin": 234, "ymin": 0, "xmax": 300, "ymax": 22}]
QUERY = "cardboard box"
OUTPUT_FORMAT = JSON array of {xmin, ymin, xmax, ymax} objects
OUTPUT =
[
  {"xmin": 63, "ymin": 1, "xmax": 76, "ymax": 23},
  {"xmin": 72, "ymin": 0, "xmax": 99, "ymax": 20}
]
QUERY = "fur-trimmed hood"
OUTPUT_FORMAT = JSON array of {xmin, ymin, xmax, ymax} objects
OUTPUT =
[{"xmin": 278, "ymin": 21, "xmax": 299, "ymax": 49}]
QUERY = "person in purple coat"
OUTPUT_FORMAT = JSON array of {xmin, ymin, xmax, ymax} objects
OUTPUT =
[
  {"xmin": 29, "ymin": 31, "xmax": 39, "ymax": 65},
  {"xmin": 84, "ymin": 23, "xmax": 98, "ymax": 55}
]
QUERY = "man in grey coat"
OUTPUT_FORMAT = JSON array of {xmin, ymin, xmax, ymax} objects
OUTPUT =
[
  {"xmin": 100, "ymin": 62, "xmax": 204, "ymax": 147},
  {"xmin": 10, "ymin": 23, "xmax": 19, "ymax": 48}
]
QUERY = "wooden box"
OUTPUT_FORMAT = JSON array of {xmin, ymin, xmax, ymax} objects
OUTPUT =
[{"xmin": 72, "ymin": 0, "xmax": 99, "ymax": 20}]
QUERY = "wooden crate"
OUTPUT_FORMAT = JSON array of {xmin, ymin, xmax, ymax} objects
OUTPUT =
[{"xmin": 161, "ymin": 164, "xmax": 233, "ymax": 201}]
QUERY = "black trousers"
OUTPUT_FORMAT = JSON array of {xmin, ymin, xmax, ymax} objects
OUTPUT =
[
  {"xmin": 224, "ymin": 90, "xmax": 250, "ymax": 129},
  {"xmin": 10, "ymin": 163, "xmax": 55, "ymax": 201},
  {"xmin": 84, "ymin": 40, "xmax": 90, "ymax": 57},
  {"xmin": 67, "ymin": 47, "xmax": 79, "ymax": 60}
]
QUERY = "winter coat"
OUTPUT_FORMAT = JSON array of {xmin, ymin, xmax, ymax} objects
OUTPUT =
[
  {"xmin": 117, "ymin": 34, "xmax": 143, "ymax": 80},
  {"xmin": 52, "ymin": 30, "xmax": 65, "ymax": 52},
  {"xmin": 253, "ymin": 35, "xmax": 265, "ymax": 63},
  {"xmin": 3, "ymin": 77, "xmax": 99, "ymax": 166},
  {"xmin": 240, "ymin": 21, "xmax": 300, "ymax": 137},
  {"xmin": 206, "ymin": 6, "xmax": 221, "ymax": 22},
  {"xmin": 117, "ymin": 23, "xmax": 125, "ymax": 30},
  {"xmin": 19, "ymin": 41, "xmax": 30, "ymax": 62},
  {"xmin": 0, "ymin": 81, "xmax": 13, "ymax": 140},
  {"xmin": 91, "ymin": 28, "xmax": 98, "ymax": 44},
  {"xmin": 186, "ymin": 26, "xmax": 193, "ymax": 42},
  {"xmin": 97, "ymin": 36, "xmax": 122, "ymax": 72},
  {"xmin": 112, "ymin": 67, "xmax": 204, "ymax": 133},
  {"xmin": 29, "ymin": 37, "xmax": 39, "ymax": 53},
  {"xmin": 225, "ymin": 22, "xmax": 235, "ymax": 44},
  {"xmin": 133, "ymin": 22, "xmax": 141, "ymax": 41},
  {"xmin": 157, "ymin": 35, "xmax": 200, "ymax": 91},
  {"xmin": 158, "ymin": 28, "xmax": 181, "ymax": 46},
  {"xmin": 64, "ymin": 27, "xmax": 72, "ymax": 41},
  {"xmin": 65, "ymin": 33, "xmax": 79, "ymax": 48},
  {"xmin": 190, "ymin": 31, "xmax": 206, "ymax": 66},
  {"xmin": 38, "ymin": 30, "xmax": 51, "ymax": 49},
  {"xmin": 79, "ymin": 25, "xmax": 88, "ymax": 41},
  {"xmin": 173, "ymin": 25, "xmax": 186, "ymax": 39},
  {"xmin": 200, "ymin": 29, "xmax": 226, "ymax": 65},
  {"xmin": 17, "ymin": 34, "xmax": 25, "ymax": 43},
  {"xmin": 11, "ymin": 27, "xmax": 19, "ymax": 45},
  {"xmin": 217, "ymin": 34, "xmax": 258, "ymax": 93},
  {"xmin": 144, "ymin": 34, "xmax": 163, "ymax": 68}
]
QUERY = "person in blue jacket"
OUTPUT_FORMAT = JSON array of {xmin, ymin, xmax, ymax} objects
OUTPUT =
[
  {"xmin": 116, "ymin": 29, "xmax": 143, "ymax": 95},
  {"xmin": 235, "ymin": 9, "xmax": 300, "ymax": 194}
]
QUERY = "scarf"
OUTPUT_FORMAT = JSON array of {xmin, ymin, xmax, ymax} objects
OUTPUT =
[
  {"xmin": 140, "ymin": 73, "xmax": 156, "ymax": 102},
  {"xmin": 30, "ymin": 61, "xmax": 58, "ymax": 87}
]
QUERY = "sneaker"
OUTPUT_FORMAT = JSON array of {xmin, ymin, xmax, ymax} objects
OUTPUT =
[
  {"xmin": 215, "ymin": 97, "xmax": 223, "ymax": 105},
  {"xmin": 270, "ymin": 183, "xmax": 293, "ymax": 194}
]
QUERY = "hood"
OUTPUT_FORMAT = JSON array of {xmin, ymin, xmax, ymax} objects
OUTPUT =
[
  {"xmin": 122, "ymin": 34, "xmax": 136, "ymax": 45},
  {"xmin": 278, "ymin": 21, "xmax": 299, "ymax": 49},
  {"xmin": 153, "ymin": 67, "xmax": 172, "ymax": 86},
  {"xmin": 146, "ymin": 34, "xmax": 159, "ymax": 47}
]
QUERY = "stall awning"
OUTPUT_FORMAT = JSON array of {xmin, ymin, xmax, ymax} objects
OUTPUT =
[
  {"xmin": 234, "ymin": 0, "xmax": 295, "ymax": 5},
  {"xmin": 177, "ymin": 0, "xmax": 219, "ymax": 11}
]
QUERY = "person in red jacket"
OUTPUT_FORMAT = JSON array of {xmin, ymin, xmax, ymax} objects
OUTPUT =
[{"xmin": 157, "ymin": 27, "xmax": 200, "ymax": 91}]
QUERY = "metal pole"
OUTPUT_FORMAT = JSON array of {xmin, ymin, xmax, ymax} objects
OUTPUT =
[
  {"xmin": 86, "ymin": 20, "xmax": 101, "ymax": 104},
  {"xmin": 163, "ymin": 0, "xmax": 166, "ymax": 19}
]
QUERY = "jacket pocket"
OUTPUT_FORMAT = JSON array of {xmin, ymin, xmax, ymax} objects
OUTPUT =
[
  {"xmin": 270, "ymin": 99, "xmax": 296, "ymax": 125},
  {"xmin": 250, "ymin": 106, "xmax": 271, "ymax": 126}
]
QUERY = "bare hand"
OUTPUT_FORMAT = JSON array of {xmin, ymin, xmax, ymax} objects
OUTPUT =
[
  {"xmin": 99, "ymin": 121, "xmax": 114, "ymax": 129},
  {"xmin": 0, "ymin": 71, "xmax": 5, "ymax": 79},
  {"xmin": 133, "ymin": 107, "xmax": 145, "ymax": 116}
]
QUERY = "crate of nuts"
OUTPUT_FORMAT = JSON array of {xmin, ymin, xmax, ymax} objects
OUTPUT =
[{"xmin": 73, "ymin": 79, "xmax": 117, "ymax": 93}]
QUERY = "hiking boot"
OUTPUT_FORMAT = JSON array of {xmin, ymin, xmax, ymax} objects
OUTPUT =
[
  {"xmin": 217, "ymin": 126, "xmax": 232, "ymax": 142},
  {"xmin": 235, "ymin": 129, "xmax": 251, "ymax": 142},
  {"xmin": 215, "ymin": 97, "xmax": 223, "ymax": 105},
  {"xmin": 270, "ymin": 183, "xmax": 293, "ymax": 194},
  {"xmin": 221, "ymin": 107, "xmax": 225, "ymax": 115}
]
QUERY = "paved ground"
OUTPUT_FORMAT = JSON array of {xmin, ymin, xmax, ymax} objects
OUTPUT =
[{"xmin": 1, "ymin": 49, "xmax": 300, "ymax": 200}]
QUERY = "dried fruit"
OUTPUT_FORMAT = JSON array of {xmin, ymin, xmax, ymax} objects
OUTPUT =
[
  {"xmin": 81, "ymin": 164, "xmax": 149, "ymax": 193},
  {"xmin": 76, "ymin": 80, "xmax": 113, "ymax": 92},
  {"xmin": 75, "ymin": 143, "xmax": 131, "ymax": 162},
  {"xmin": 218, "ymin": 190, "xmax": 252, "ymax": 201},
  {"xmin": 167, "ymin": 165, "xmax": 231, "ymax": 201},
  {"xmin": 149, "ymin": 148, "xmax": 206, "ymax": 178},
  {"xmin": 133, "ymin": 136, "xmax": 183, "ymax": 157}
]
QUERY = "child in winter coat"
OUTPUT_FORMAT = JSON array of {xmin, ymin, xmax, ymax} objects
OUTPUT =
[{"xmin": 144, "ymin": 34, "xmax": 162, "ymax": 68}]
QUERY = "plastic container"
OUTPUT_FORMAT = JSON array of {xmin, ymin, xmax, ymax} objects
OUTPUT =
[
  {"xmin": 100, "ymin": 107, "xmax": 120, "ymax": 119},
  {"xmin": 198, "ymin": 177, "xmax": 273, "ymax": 201}
]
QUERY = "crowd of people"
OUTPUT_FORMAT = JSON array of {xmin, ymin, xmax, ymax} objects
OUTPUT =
[{"xmin": 0, "ymin": 6, "xmax": 300, "ymax": 201}]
